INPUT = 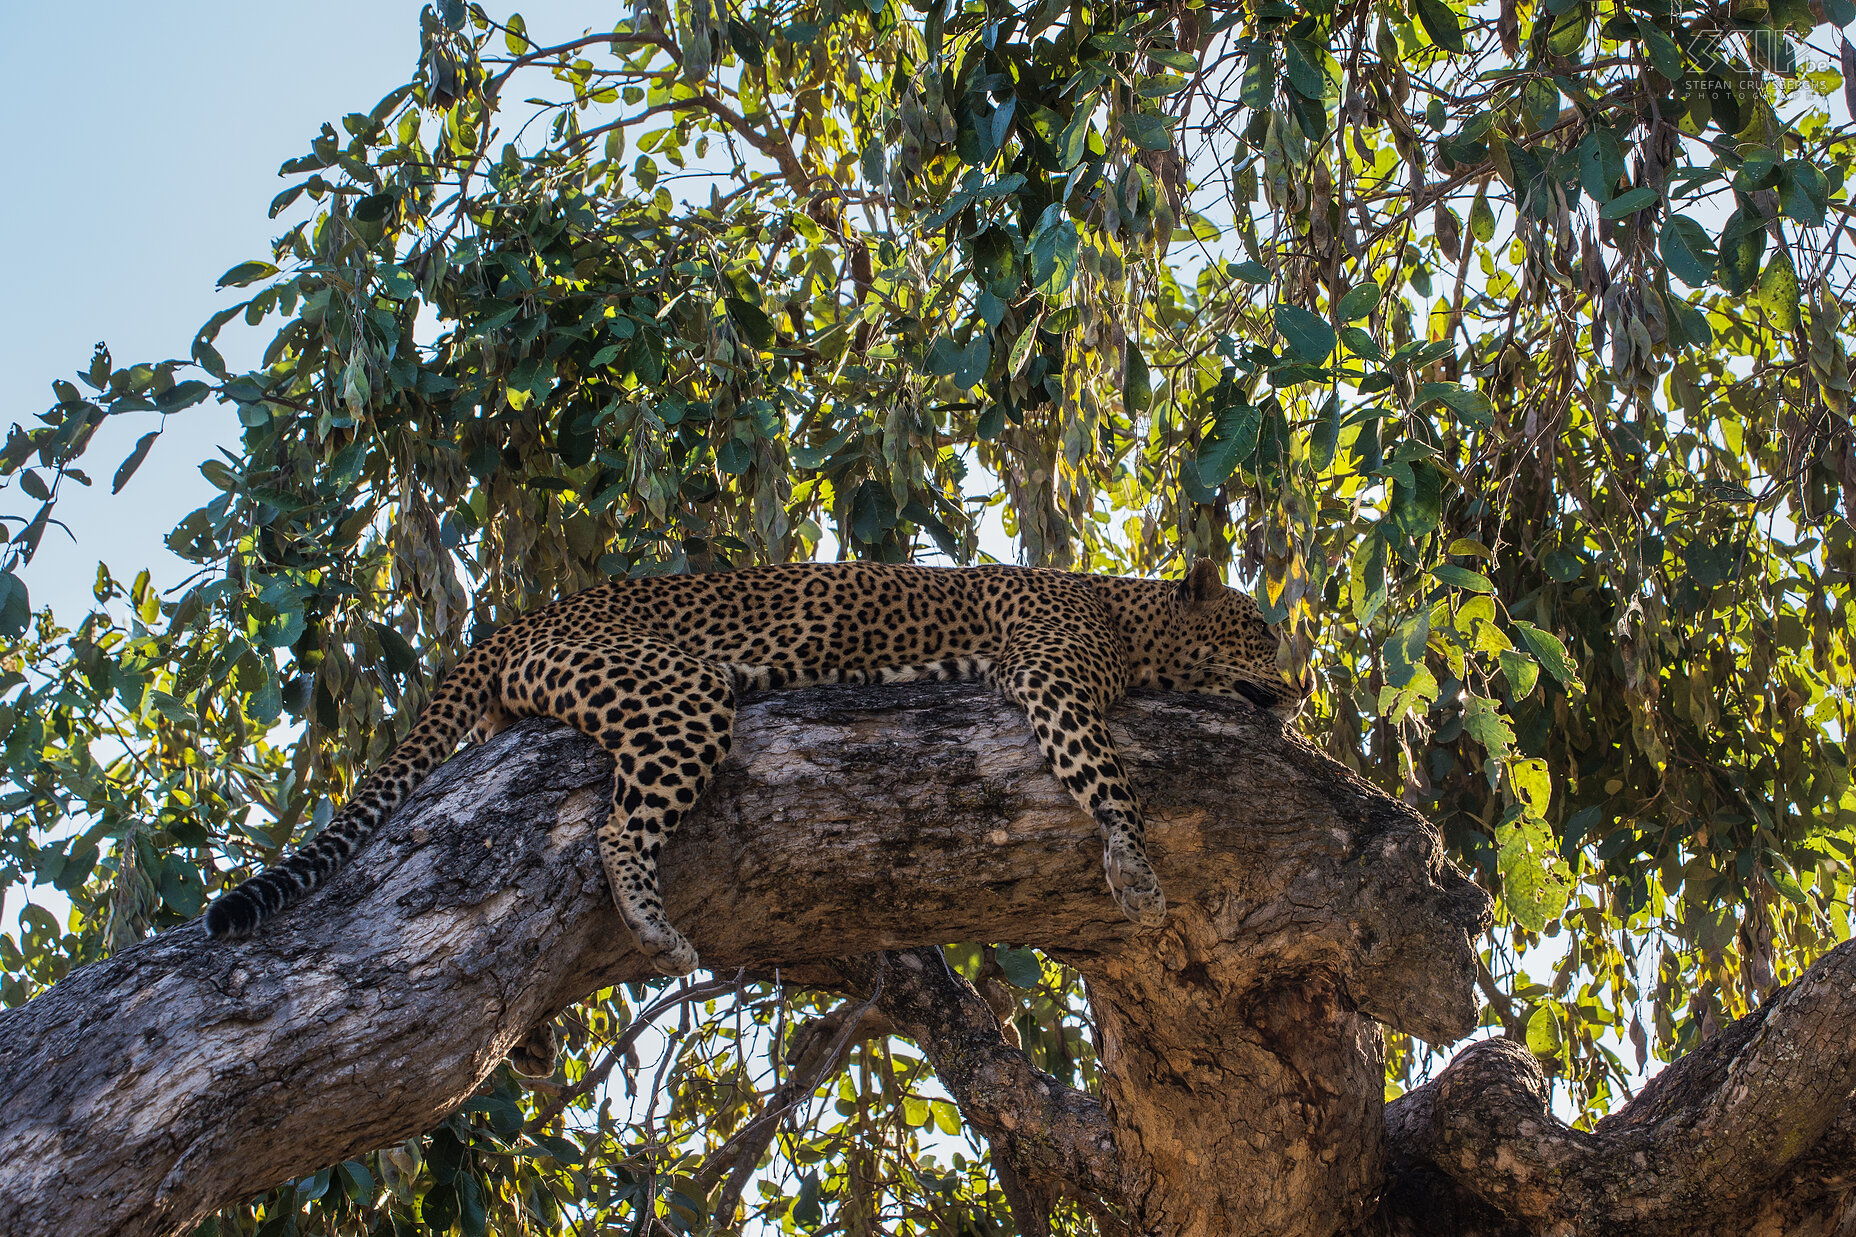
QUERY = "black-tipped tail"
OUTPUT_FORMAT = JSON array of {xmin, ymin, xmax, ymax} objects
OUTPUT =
[
  {"xmin": 205, "ymin": 886, "xmax": 264, "ymax": 939},
  {"xmin": 204, "ymin": 859, "xmax": 322, "ymax": 939},
  {"xmin": 203, "ymin": 638, "xmax": 502, "ymax": 942}
]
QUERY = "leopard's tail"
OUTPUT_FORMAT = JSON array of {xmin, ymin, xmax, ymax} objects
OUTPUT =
[{"xmin": 205, "ymin": 637, "xmax": 505, "ymax": 941}]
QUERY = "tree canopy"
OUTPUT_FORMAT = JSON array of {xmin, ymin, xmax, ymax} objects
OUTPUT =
[{"xmin": 3, "ymin": 0, "xmax": 1855, "ymax": 1231}]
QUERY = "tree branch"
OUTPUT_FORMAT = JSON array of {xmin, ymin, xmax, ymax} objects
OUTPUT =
[
  {"xmin": 832, "ymin": 948, "xmax": 1125, "ymax": 1232},
  {"xmin": 1383, "ymin": 937, "xmax": 1856, "ymax": 1234},
  {"xmin": 0, "ymin": 683, "xmax": 1487, "ymax": 1237}
]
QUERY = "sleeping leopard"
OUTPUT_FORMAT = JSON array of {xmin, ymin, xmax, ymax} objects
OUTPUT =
[{"xmin": 206, "ymin": 560, "xmax": 1308, "ymax": 975}]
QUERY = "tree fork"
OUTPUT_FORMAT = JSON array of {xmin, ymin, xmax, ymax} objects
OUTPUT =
[
  {"xmin": 1379, "ymin": 936, "xmax": 1856, "ymax": 1235},
  {"xmin": 0, "ymin": 682, "xmax": 1510, "ymax": 1235}
]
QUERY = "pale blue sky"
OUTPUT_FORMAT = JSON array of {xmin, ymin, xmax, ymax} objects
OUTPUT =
[{"xmin": 0, "ymin": 2, "xmax": 592, "ymax": 619}]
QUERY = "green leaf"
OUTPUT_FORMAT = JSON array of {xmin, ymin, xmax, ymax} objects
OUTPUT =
[
  {"xmin": 794, "ymin": 1171, "xmax": 823, "ymax": 1228},
  {"xmin": 1386, "ymin": 610, "xmax": 1432, "ymax": 688},
  {"xmin": 1542, "ymin": 549, "xmax": 1583, "ymax": 581},
  {"xmin": 1433, "ymin": 564, "xmax": 1493, "ymax": 592},
  {"xmin": 1845, "ymin": 36, "xmax": 1856, "ymax": 118},
  {"xmin": 1498, "ymin": 812, "xmax": 1573, "ymax": 932},
  {"xmin": 1748, "ymin": 28, "xmax": 1796, "ymax": 75},
  {"xmin": 1734, "ymin": 150, "xmax": 1780, "ymax": 193},
  {"xmin": 1125, "ymin": 344, "xmax": 1152, "ymax": 412},
  {"xmin": 268, "ymin": 184, "xmax": 306, "ymax": 219},
  {"xmin": 1598, "ymin": 185, "xmax": 1658, "ymax": 220},
  {"xmin": 254, "ymin": 603, "xmax": 306, "ymax": 649},
  {"xmin": 953, "ymin": 334, "xmax": 991, "ymax": 390},
  {"xmin": 1512, "ymin": 621, "xmax": 1578, "ymax": 686},
  {"xmin": 849, "ymin": 480, "xmax": 898, "ymax": 544},
  {"xmin": 1716, "ymin": 207, "xmax": 1767, "ymax": 295},
  {"xmin": 112, "ymin": 431, "xmax": 161, "ymax": 495},
  {"xmin": 1415, "ymin": 381, "xmax": 1493, "ymax": 427},
  {"xmin": 1634, "ymin": 16, "xmax": 1685, "ymax": 80},
  {"xmin": 1412, "ymin": 0, "xmax": 1467, "ymax": 53},
  {"xmin": 1228, "ymin": 259, "xmax": 1272, "ymax": 284},
  {"xmin": 1462, "ymin": 693, "xmax": 1515, "ymax": 759},
  {"xmin": 1339, "ymin": 325, "xmax": 1382, "ymax": 361},
  {"xmin": 1118, "ymin": 111, "xmax": 1175, "ymax": 151},
  {"xmin": 1391, "ymin": 460, "xmax": 1445, "ymax": 535},
  {"xmin": 1779, "ymin": 159, "xmax": 1828, "ymax": 227},
  {"xmin": 1272, "ymin": 303, "xmax": 1336, "ymax": 362},
  {"xmin": 1500, "ymin": 649, "xmax": 1540, "ymax": 699},
  {"xmin": 1056, "ymin": 107, "xmax": 1093, "ymax": 169},
  {"xmin": 372, "ymin": 622, "xmax": 419, "ymax": 674},
  {"xmin": 1757, "ymin": 250, "xmax": 1801, "ymax": 332},
  {"xmin": 461, "ymin": 1094, "xmax": 525, "ymax": 1137},
  {"xmin": 1335, "ymin": 281, "xmax": 1381, "ymax": 322},
  {"xmin": 337, "ymin": 1160, "xmax": 377, "ymax": 1205},
  {"xmin": 1468, "ymin": 187, "xmax": 1495, "ymax": 242},
  {"xmin": 352, "ymin": 192, "xmax": 394, "ymax": 223},
  {"xmin": 716, "ymin": 437, "xmax": 754, "ymax": 475},
  {"xmin": 1007, "ymin": 321, "xmax": 1039, "ymax": 376},
  {"xmin": 1283, "ymin": 39, "xmax": 1341, "ymax": 101},
  {"xmin": 995, "ymin": 946, "xmax": 1042, "ymax": 988},
  {"xmin": 1030, "ymin": 219, "xmax": 1080, "ymax": 296},
  {"xmin": 1659, "ymin": 214, "xmax": 1717, "ymax": 288},
  {"xmin": 249, "ymin": 675, "xmax": 283, "ymax": 726},
  {"xmin": 0, "ymin": 572, "xmax": 30, "ymax": 638},
  {"xmin": 1577, "ymin": 129, "xmax": 1625, "ymax": 203},
  {"xmin": 217, "ymin": 260, "xmax": 278, "ymax": 289},
  {"xmin": 457, "ymin": 1172, "xmax": 488, "ymax": 1237},
  {"xmin": 503, "ymin": 11, "xmax": 530, "ymax": 53},
  {"xmin": 725, "ymin": 297, "xmax": 775, "ymax": 348},
  {"xmin": 1310, "ymin": 397, "xmax": 1341, "ymax": 472},
  {"xmin": 159, "ymin": 854, "xmax": 207, "ymax": 917},
  {"xmin": 149, "ymin": 690, "xmax": 198, "ymax": 728},
  {"xmin": 1197, "ymin": 398, "xmax": 1262, "ymax": 484},
  {"xmin": 1512, "ymin": 757, "xmax": 1552, "ymax": 816},
  {"xmin": 1147, "ymin": 48, "xmax": 1198, "ymax": 71},
  {"xmin": 1525, "ymin": 1004, "xmax": 1562, "ymax": 1055},
  {"xmin": 1241, "ymin": 41, "xmax": 1275, "ymax": 108}
]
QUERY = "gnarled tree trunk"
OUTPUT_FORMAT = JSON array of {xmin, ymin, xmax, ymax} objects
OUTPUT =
[{"xmin": 0, "ymin": 683, "xmax": 1851, "ymax": 1237}]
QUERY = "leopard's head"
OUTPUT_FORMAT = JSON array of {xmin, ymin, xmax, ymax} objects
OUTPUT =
[{"xmin": 1169, "ymin": 560, "xmax": 1310, "ymax": 719}]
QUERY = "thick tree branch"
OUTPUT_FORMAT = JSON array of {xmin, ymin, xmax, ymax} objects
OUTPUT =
[
  {"xmin": 0, "ymin": 683, "xmax": 1486, "ymax": 1237},
  {"xmin": 1382, "ymin": 937, "xmax": 1856, "ymax": 1234},
  {"xmin": 832, "ymin": 948, "xmax": 1124, "ymax": 1231}
]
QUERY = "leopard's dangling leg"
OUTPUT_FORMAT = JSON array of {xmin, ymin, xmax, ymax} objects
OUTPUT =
[
  {"xmin": 509, "ymin": 634, "xmax": 736, "ymax": 976},
  {"xmin": 996, "ymin": 659, "xmax": 1165, "ymax": 928},
  {"xmin": 593, "ymin": 646, "xmax": 735, "ymax": 976}
]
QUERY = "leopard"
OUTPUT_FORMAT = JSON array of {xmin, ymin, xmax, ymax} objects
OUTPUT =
[{"xmin": 205, "ymin": 559, "xmax": 1307, "ymax": 977}]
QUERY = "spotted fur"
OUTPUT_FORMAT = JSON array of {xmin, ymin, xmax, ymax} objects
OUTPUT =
[{"xmin": 205, "ymin": 561, "xmax": 1306, "ymax": 973}]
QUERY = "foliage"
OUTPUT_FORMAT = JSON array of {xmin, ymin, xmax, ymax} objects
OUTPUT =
[{"xmin": 5, "ymin": 0, "xmax": 1856, "ymax": 1228}]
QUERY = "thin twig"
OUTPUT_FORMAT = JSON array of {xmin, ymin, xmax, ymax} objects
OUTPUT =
[{"xmin": 525, "ymin": 975, "xmax": 738, "ymax": 1133}]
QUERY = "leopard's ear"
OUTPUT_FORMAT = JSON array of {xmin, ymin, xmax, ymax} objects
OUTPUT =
[{"xmin": 1176, "ymin": 559, "xmax": 1223, "ymax": 609}]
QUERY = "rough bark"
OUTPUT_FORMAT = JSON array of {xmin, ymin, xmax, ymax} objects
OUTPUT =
[{"xmin": 1, "ymin": 681, "xmax": 1848, "ymax": 1237}]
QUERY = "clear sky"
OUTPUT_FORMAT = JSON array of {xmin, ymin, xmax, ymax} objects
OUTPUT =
[
  {"xmin": 0, "ymin": 0, "xmax": 600, "ymax": 937},
  {"xmin": 0, "ymin": 2, "xmax": 593, "ymax": 620}
]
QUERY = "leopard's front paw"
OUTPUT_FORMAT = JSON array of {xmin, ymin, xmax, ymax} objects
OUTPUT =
[
  {"xmin": 638, "ymin": 922, "xmax": 701, "ymax": 976},
  {"xmin": 508, "ymin": 1022, "xmax": 559, "ymax": 1077},
  {"xmin": 1103, "ymin": 846, "xmax": 1167, "ymax": 928}
]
